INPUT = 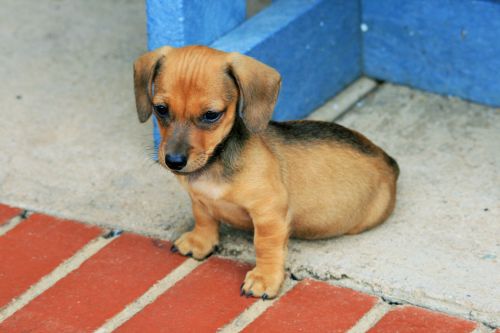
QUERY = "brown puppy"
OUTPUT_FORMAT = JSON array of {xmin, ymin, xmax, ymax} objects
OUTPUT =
[{"xmin": 133, "ymin": 45, "xmax": 399, "ymax": 299}]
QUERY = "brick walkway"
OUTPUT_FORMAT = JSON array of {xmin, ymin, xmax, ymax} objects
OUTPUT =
[{"xmin": 0, "ymin": 204, "xmax": 495, "ymax": 332}]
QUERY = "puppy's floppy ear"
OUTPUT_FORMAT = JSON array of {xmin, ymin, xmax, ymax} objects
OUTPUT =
[
  {"xmin": 227, "ymin": 53, "xmax": 281, "ymax": 133},
  {"xmin": 133, "ymin": 46, "xmax": 173, "ymax": 123}
]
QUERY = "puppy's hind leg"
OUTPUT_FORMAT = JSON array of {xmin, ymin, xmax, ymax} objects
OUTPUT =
[{"xmin": 173, "ymin": 201, "xmax": 219, "ymax": 260}]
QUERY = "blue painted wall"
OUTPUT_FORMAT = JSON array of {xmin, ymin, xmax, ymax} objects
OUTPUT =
[
  {"xmin": 146, "ymin": 0, "xmax": 246, "ymax": 50},
  {"xmin": 212, "ymin": 0, "xmax": 361, "ymax": 120},
  {"xmin": 363, "ymin": 0, "xmax": 500, "ymax": 107}
]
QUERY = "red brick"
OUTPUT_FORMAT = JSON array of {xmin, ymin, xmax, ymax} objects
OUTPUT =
[
  {"xmin": 0, "ymin": 213, "xmax": 101, "ymax": 308},
  {"xmin": 0, "ymin": 234, "xmax": 186, "ymax": 333},
  {"xmin": 243, "ymin": 279, "xmax": 378, "ymax": 333},
  {"xmin": 368, "ymin": 305, "xmax": 477, "ymax": 333},
  {"xmin": 116, "ymin": 257, "xmax": 257, "ymax": 333},
  {"xmin": 0, "ymin": 204, "xmax": 22, "ymax": 225}
]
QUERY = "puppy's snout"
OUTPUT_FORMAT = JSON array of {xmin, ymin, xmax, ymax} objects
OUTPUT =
[{"xmin": 165, "ymin": 154, "xmax": 188, "ymax": 171}]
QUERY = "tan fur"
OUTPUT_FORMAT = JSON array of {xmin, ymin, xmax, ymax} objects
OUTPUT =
[{"xmin": 133, "ymin": 45, "xmax": 399, "ymax": 299}]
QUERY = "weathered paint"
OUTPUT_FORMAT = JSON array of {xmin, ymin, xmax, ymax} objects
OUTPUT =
[
  {"xmin": 363, "ymin": 0, "xmax": 500, "ymax": 107},
  {"xmin": 146, "ymin": 0, "xmax": 246, "ymax": 50}
]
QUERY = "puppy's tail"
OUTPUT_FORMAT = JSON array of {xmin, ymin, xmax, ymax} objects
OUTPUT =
[{"xmin": 383, "ymin": 152, "xmax": 400, "ymax": 180}]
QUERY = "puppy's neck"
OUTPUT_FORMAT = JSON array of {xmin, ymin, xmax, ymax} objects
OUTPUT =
[{"xmin": 187, "ymin": 116, "xmax": 249, "ymax": 183}]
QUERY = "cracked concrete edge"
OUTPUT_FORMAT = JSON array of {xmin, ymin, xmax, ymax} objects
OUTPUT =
[
  {"xmin": 212, "ymin": 236, "xmax": 499, "ymax": 329},
  {"xmin": 290, "ymin": 265, "xmax": 499, "ymax": 328},
  {"xmin": 472, "ymin": 324, "xmax": 497, "ymax": 333},
  {"xmin": 346, "ymin": 300, "xmax": 392, "ymax": 333}
]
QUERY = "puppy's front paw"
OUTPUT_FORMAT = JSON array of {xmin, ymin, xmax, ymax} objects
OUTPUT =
[
  {"xmin": 172, "ymin": 231, "xmax": 218, "ymax": 260},
  {"xmin": 241, "ymin": 267, "xmax": 284, "ymax": 299}
]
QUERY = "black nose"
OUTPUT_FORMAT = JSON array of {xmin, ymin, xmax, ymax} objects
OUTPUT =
[{"xmin": 165, "ymin": 154, "xmax": 187, "ymax": 171}]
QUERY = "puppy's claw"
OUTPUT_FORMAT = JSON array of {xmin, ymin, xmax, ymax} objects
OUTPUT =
[
  {"xmin": 170, "ymin": 245, "xmax": 178, "ymax": 253},
  {"xmin": 242, "ymin": 267, "xmax": 284, "ymax": 299}
]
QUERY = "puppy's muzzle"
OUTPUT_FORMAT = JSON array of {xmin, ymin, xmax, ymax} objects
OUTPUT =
[{"xmin": 165, "ymin": 153, "xmax": 188, "ymax": 171}]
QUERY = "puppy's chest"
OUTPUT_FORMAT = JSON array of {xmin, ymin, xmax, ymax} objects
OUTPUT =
[{"xmin": 186, "ymin": 179, "xmax": 252, "ymax": 228}]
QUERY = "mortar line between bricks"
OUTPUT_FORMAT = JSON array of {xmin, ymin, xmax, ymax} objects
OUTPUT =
[
  {"xmin": 346, "ymin": 300, "xmax": 392, "ymax": 333},
  {"xmin": 218, "ymin": 279, "xmax": 297, "ymax": 333},
  {"xmin": 0, "ymin": 233, "xmax": 115, "ymax": 322},
  {"xmin": 0, "ymin": 210, "xmax": 31, "ymax": 236},
  {"xmin": 94, "ymin": 258, "xmax": 202, "ymax": 333},
  {"xmin": 0, "ymin": 216, "xmax": 23, "ymax": 237}
]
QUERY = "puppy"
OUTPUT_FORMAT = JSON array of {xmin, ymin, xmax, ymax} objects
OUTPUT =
[{"xmin": 133, "ymin": 45, "xmax": 399, "ymax": 299}]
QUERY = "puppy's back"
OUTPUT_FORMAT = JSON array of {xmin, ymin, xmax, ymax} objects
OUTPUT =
[
  {"xmin": 266, "ymin": 120, "xmax": 398, "ymax": 176},
  {"xmin": 263, "ymin": 120, "xmax": 399, "ymax": 238}
]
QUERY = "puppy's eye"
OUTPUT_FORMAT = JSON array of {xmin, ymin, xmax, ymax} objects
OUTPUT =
[
  {"xmin": 153, "ymin": 105, "xmax": 169, "ymax": 118},
  {"xmin": 200, "ymin": 111, "xmax": 223, "ymax": 124}
]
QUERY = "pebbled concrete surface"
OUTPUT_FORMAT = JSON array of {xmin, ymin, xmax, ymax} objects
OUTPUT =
[
  {"xmin": 0, "ymin": 0, "xmax": 193, "ymax": 238},
  {"xmin": 0, "ymin": 0, "xmax": 498, "ymax": 327}
]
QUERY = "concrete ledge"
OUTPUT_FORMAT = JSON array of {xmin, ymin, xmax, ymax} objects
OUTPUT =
[{"xmin": 306, "ymin": 77, "xmax": 377, "ymax": 122}]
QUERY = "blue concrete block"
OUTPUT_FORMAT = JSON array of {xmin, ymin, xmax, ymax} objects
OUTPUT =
[
  {"xmin": 212, "ymin": 0, "xmax": 362, "ymax": 120},
  {"xmin": 363, "ymin": 0, "xmax": 500, "ymax": 107},
  {"xmin": 146, "ymin": 0, "xmax": 246, "ymax": 50}
]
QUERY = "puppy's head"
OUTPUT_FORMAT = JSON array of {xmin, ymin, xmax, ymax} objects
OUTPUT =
[{"xmin": 133, "ymin": 45, "xmax": 281, "ymax": 174}]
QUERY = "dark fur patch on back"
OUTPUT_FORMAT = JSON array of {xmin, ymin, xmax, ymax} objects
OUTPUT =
[{"xmin": 268, "ymin": 120, "xmax": 376, "ymax": 155}]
